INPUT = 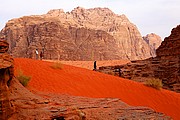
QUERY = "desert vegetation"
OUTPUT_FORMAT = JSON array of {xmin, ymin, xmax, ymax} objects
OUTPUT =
[
  {"xmin": 50, "ymin": 61, "xmax": 63, "ymax": 69},
  {"xmin": 16, "ymin": 68, "xmax": 31, "ymax": 86},
  {"xmin": 144, "ymin": 78, "xmax": 163, "ymax": 90}
]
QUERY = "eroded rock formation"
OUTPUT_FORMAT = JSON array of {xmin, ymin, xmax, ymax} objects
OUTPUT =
[
  {"xmin": 143, "ymin": 33, "xmax": 162, "ymax": 56},
  {"xmin": 155, "ymin": 25, "xmax": 180, "ymax": 91},
  {"xmin": 0, "ymin": 7, "xmax": 161, "ymax": 60},
  {"xmin": 0, "ymin": 40, "xmax": 14, "ymax": 120},
  {"xmin": 98, "ymin": 25, "xmax": 180, "ymax": 92}
]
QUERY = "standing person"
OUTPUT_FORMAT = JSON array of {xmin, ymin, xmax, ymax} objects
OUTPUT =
[
  {"xmin": 40, "ymin": 51, "xmax": 43, "ymax": 60},
  {"xmin": 93, "ymin": 61, "xmax": 97, "ymax": 70},
  {"xmin": 35, "ymin": 49, "xmax": 39, "ymax": 60},
  {"xmin": 119, "ymin": 68, "xmax": 122, "ymax": 77}
]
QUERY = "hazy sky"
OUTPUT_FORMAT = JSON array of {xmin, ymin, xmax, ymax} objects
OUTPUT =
[{"xmin": 0, "ymin": 0, "xmax": 180, "ymax": 39}]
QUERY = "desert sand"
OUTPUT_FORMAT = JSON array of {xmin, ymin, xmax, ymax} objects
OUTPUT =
[
  {"xmin": 14, "ymin": 58, "xmax": 180, "ymax": 120},
  {"xmin": 45, "ymin": 59, "xmax": 130, "ymax": 70}
]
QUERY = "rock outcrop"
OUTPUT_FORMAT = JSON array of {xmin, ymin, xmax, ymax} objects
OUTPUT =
[
  {"xmin": 98, "ymin": 25, "xmax": 180, "ymax": 92},
  {"xmin": 0, "ymin": 40, "xmax": 14, "ymax": 120},
  {"xmin": 143, "ymin": 33, "xmax": 162, "ymax": 56},
  {"xmin": 0, "ymin": 7, "xmax": 161, "ymax": 60},
  {"xmin": 155, "ymin": 25, "xmax": 180, "ymax": 91}
]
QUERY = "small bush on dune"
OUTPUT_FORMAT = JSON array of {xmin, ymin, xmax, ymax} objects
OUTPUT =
[
  {"xmin": 144, "ymin": 78, "xmax": 162, "ymax": 90},
  {"xmin": 51, "ymin": 61, "xmax": 63, "ymax": 69},
  {"xmin": 16, "ymin": 68, "xmax": 31, "ymax": 87}
]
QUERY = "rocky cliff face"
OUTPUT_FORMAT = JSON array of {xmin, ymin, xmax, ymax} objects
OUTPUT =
[
  {"xmin": 98, "ymin": 25, "xmax": 180, "ymax": 92},
  {"xmin": 156, "ymin": 26, "xmax": 180, "ymax": 57},
  {"xmin": 0, "ymin": 40, "xmax": 14, "ymax": 120},
  {"xmin": 0, "ymin": 7, "xmax": 161, "ymax": 60},
  {"xmin": 155, "ymin": 25, "xmax": 180, "ymax": 91},
  {"xmin": 143, "ymin": 33, "xmax": 162, "ymax": 56}
]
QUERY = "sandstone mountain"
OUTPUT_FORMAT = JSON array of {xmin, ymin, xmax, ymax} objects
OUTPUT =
[
  {"xmin": 0, "ymin": 7, "xmax": 161, "ymax": 60},
  {"xmin": 143, "ymin": 33, "xmax": 162, "ymax": 55}
]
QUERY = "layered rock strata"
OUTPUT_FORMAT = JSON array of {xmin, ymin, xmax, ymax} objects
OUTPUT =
[
  {"xmin": 0, "ymin": 7, "xmax": 161, "ymax": 60},
  {"xmin": 98, "ymin": 25, "xmax": 180, "ymax": 92},
  {"xmin": 0, "ymin": 40, "xmax": 14, "ymax": 120}
]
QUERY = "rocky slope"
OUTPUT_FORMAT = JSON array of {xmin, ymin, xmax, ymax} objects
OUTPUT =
[
  {"xmin": 98, "ymin": 25, "xmax": 180, "ymax": 92},
  {"xmin": 0, "ymin": 40, "xmax": 14, "ymax": 120},
  {"xmin": 0, "ymin": 7, "xmax": 161, "ymax": 60}
]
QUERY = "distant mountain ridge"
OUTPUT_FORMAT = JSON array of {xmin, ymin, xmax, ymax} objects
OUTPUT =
[{"xmin": 0, "ymin": 7, "xmax": 161, "ymax": 60}]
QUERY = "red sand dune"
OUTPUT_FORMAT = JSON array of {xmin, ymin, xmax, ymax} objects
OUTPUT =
[
  {"xmin": 45, "ymin": 59, "xmax": 130, "ymax": 70},
  {"xmin": 14, "ymin": 58, "xmax": 180, "ymax": 119}
]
